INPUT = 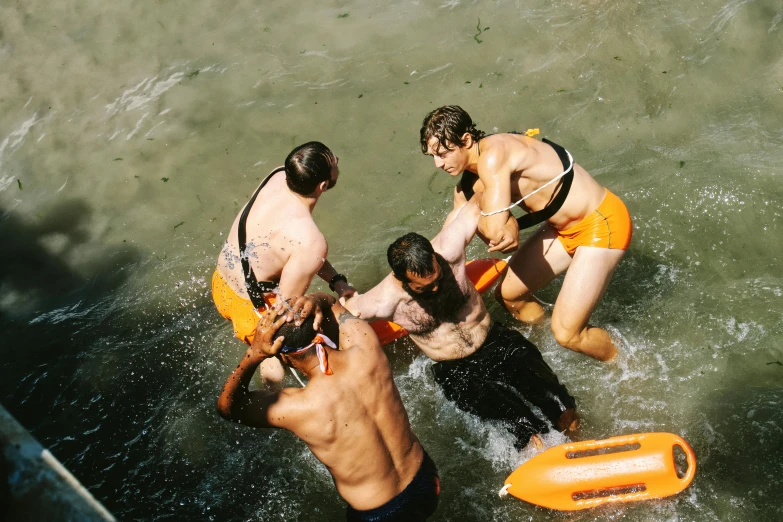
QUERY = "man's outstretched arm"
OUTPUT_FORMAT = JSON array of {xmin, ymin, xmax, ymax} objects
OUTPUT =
[
  {"xmin": 450, "ymin": 177, "xmax": 518, "ymax": 251},
  {"xmin": 343, "ymin": 277, "xmax": 400, "ymax": 323}
]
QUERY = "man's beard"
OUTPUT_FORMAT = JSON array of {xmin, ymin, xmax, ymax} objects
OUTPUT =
[{"xmin": 403, "ymin": 254, "xmax": 470, "ymax": 331}]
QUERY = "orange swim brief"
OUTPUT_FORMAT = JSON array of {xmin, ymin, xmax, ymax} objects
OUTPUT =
[
  {"xmin": 211, "ymin": 270, "xmax": 275, "ymax": 344},
  {"xmin": 554, "ymin": 190, "xmax": 632, "ymax": 256}
]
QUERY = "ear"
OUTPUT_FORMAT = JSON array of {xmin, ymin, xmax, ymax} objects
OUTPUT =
[
  {"xmin": 317, "ymin": 180, "xmax": 329, "ymax": 193},
  {"xmin": 461, "ymin": 132, "xmax": 474, "ymax": 148}
]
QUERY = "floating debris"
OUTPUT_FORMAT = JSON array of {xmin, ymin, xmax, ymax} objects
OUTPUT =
[{"xmin": 474, "ymin": 18, "xmax": 489, "ymax": 44}]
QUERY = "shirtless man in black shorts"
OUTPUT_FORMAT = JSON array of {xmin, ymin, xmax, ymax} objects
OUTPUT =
[
  {"xmin": 344, "ymin": 201, "xmax": 579, "ymax": 449},
  {"xmin": 218, "ymin": 294, "xmax": 439, "ymax": 521}
]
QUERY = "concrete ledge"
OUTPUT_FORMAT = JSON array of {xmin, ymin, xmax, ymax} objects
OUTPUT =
[{"xmin": 1, "ymin": 405, "xmax": 115, "ymax": 521}]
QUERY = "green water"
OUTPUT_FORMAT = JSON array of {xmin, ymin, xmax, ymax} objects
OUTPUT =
[{"xmin": 1, "ymin": 0, "xmax": 781, "ymax": 520}]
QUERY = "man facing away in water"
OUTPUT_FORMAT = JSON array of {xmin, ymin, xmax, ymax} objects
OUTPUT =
[
  {"xmin": 344, "ymin": 200, "xmax": 579, "ymax": 450},
  {"xmin": 420, "ymin": 106, "xmax": 633, "ymax": 362},
  {"xmin": 217, "ymin": 294, "xmax": 440, "ymax": 522},
  {"xmin": 212, "ymin": 141, "xmax": 356, "ymax": 381}
]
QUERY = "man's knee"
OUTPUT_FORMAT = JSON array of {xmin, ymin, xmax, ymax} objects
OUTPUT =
[
  {"xmin": 551, "ymin": 320, "xmax": 582, "ymax": 350},
  {"xmin": 495, "ymin": 281, "xmax": 528, "ymax": 306}
]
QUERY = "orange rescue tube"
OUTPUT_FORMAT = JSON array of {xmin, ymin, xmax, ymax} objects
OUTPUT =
[
  {"xmin": 502, "ymin": 432, "xmax": 696, "ymax": 511},
  {"xmin": 370, "ymin": 257, "xmax": 507, "ymax": 346}
]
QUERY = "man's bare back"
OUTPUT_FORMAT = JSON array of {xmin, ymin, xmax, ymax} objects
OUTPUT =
[
  {"xmin": 217, "ymin": 168, "xmax": 327, "ymax": 299},
  {"xmin": 217, "ymin": 296, "xmax": 439, "ymax": 518},
  {"xmin": 212, "ymin": 143, "xmax": 356, "ymax": 382}
]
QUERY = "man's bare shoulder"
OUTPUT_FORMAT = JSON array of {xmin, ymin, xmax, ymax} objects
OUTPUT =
[
  {"xmin": 271, "ymin": 385, "xmax": 322, "ymax": 428},
  {"xmin": 478, "ymin": 134, "xmax": 531, "ymax": 176},
  {"xmin": 286, "ymin": 218, "xmax": 328, "ymax": 257}
]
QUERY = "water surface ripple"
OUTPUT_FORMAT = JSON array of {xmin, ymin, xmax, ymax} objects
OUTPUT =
[{"xmin": 1, "ymin": 0, "xmax": 781, "ymax": 520}]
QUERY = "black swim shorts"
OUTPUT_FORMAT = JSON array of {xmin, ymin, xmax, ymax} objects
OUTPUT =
[{"xmin": 431, "ymin": 322, "xmax": 576, "ymax": 448}]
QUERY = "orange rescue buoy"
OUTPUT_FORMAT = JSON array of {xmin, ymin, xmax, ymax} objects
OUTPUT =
[
  {"xmin": 370, "ymin": 257, "xmax": 507, "ymax": 345},
  {"xmin": 501, "ymin": 432, "xmax": 696, "ymax": 511}
]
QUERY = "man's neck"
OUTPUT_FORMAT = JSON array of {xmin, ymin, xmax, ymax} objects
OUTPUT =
[
  {"xmin": 465, "ymin": 142, "xmax": 480, "ymax": 173},
  {"xmin": 289, "ymin": 188, "xmax": 320, "ymax": 213}
]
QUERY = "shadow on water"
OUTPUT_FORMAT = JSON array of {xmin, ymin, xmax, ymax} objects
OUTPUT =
[
  {"xmin": 0, "ymin": 199, "xmax": 90, "ymax": 321},
  {"xmin": 0, "ymin": 199, "xmax": 345, "ymax": 520}
]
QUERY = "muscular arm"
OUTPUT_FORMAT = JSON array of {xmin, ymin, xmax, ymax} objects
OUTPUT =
[
  {"xmin": 317, "ymin": 259, "xmax": 356, "ymax": 299},
  {"xmin": 342, "ymin": 277, "xmax": 400, "ymax": 322},
  {"xmin": 277, "ymin": 239, "xmax": 328, "ymax": 299},
  {"xmin": 217, "ymin": 311, "xmax": 305, "ymax": 429},
  {"xmin": 451, "ymin": 174, "xmax": 518, "ymax": 250},
  {"xmin": 432, "ymin": 200, "xmax": 481, "ymax": 263},
  {"xmin": 478, "ymin": 162, "xmax": 519, "ymax": 252},
  {"xmin": 216, "ymin": 349, "xmax": 299, "ymax": 429}
]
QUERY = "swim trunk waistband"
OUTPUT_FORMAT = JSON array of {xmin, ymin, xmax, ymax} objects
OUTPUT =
[
  {"xmin": 346, "ymin": 451, "xmax": 440, "ymax": 522},
  {"xmin": 211, "ymin": 269, "xmax": 275, "ymax": 345},
  {"xmin": 554, "ymin": 189, "xmax": 632, "ymax": 256}
]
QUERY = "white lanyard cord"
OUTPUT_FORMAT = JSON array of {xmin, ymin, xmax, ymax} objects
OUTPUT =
[{"xmin": 480, "ymin": 150, "xmax": 574, "ymax": 217}]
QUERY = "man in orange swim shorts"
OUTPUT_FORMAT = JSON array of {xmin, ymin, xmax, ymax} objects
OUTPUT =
[
  {"xmin": 420, "ymin": 106, "xmax": 632, "ymax": 362},
  {"xmin": 213, "ymin": 142, "xmax": 356, "ymax": 381}
]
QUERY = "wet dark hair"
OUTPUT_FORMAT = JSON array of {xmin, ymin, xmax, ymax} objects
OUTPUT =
[
  {"xmin": 284, "ymin": 142, "xmax": 336, "ymax": 195},
  {"xmin": 387, "ymin": 232, "xmax": 436, "ymax": 283},
  {"xmin": 274, "ymin": 314, "xmax": 318, "ymax": 352},
  {"xmin": 420, "ymin": 105, "xmax": 485, "ymax": 154}
]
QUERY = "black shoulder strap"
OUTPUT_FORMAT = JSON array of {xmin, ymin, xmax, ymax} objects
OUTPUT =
[
  {"xmin": 515, "ymin": 139, "xmax": 574, "ymax": 230},
  {"xmin": 238, "ymin": 167, "xmax": 285, "ymax": 308}
]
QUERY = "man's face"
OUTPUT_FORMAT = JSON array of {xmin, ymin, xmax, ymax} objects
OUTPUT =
[
  {"xmin": 403, "ymin": 254, "xmax": 443, "ymax": 299},
  {"xmin": 426, "ymin": 136, "xmax": 468, "ymax": 176}
]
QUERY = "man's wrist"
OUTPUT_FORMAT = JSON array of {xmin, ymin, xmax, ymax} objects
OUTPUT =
[
  {"xmin": 245, "ymin": 347, "xmax": 271, "ymax": 364},
  {"xmin": 329, "ymin": 273, "xmax": 348, "ymax": 292}
]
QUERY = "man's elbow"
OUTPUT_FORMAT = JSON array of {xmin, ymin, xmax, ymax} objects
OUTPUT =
[
  {"xmin": 478, "ymin": 219, "xmax": 502, "ymax": 242},
  {"xmin": 342, "ymin": 296, "xmax": 361, "ymax": 316},
  {"xmin": 216, "ymin": 396, "xmax": 235, "ymax": 421}
]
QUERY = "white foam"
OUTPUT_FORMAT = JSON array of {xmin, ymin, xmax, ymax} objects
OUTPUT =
[
  {"xmin": 105, "ymin": 72, "xmax": 185, "ymax": 117},
  {"xmin": 0, "ymin": 112, "xmax": 44, "ymax": 173}
]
